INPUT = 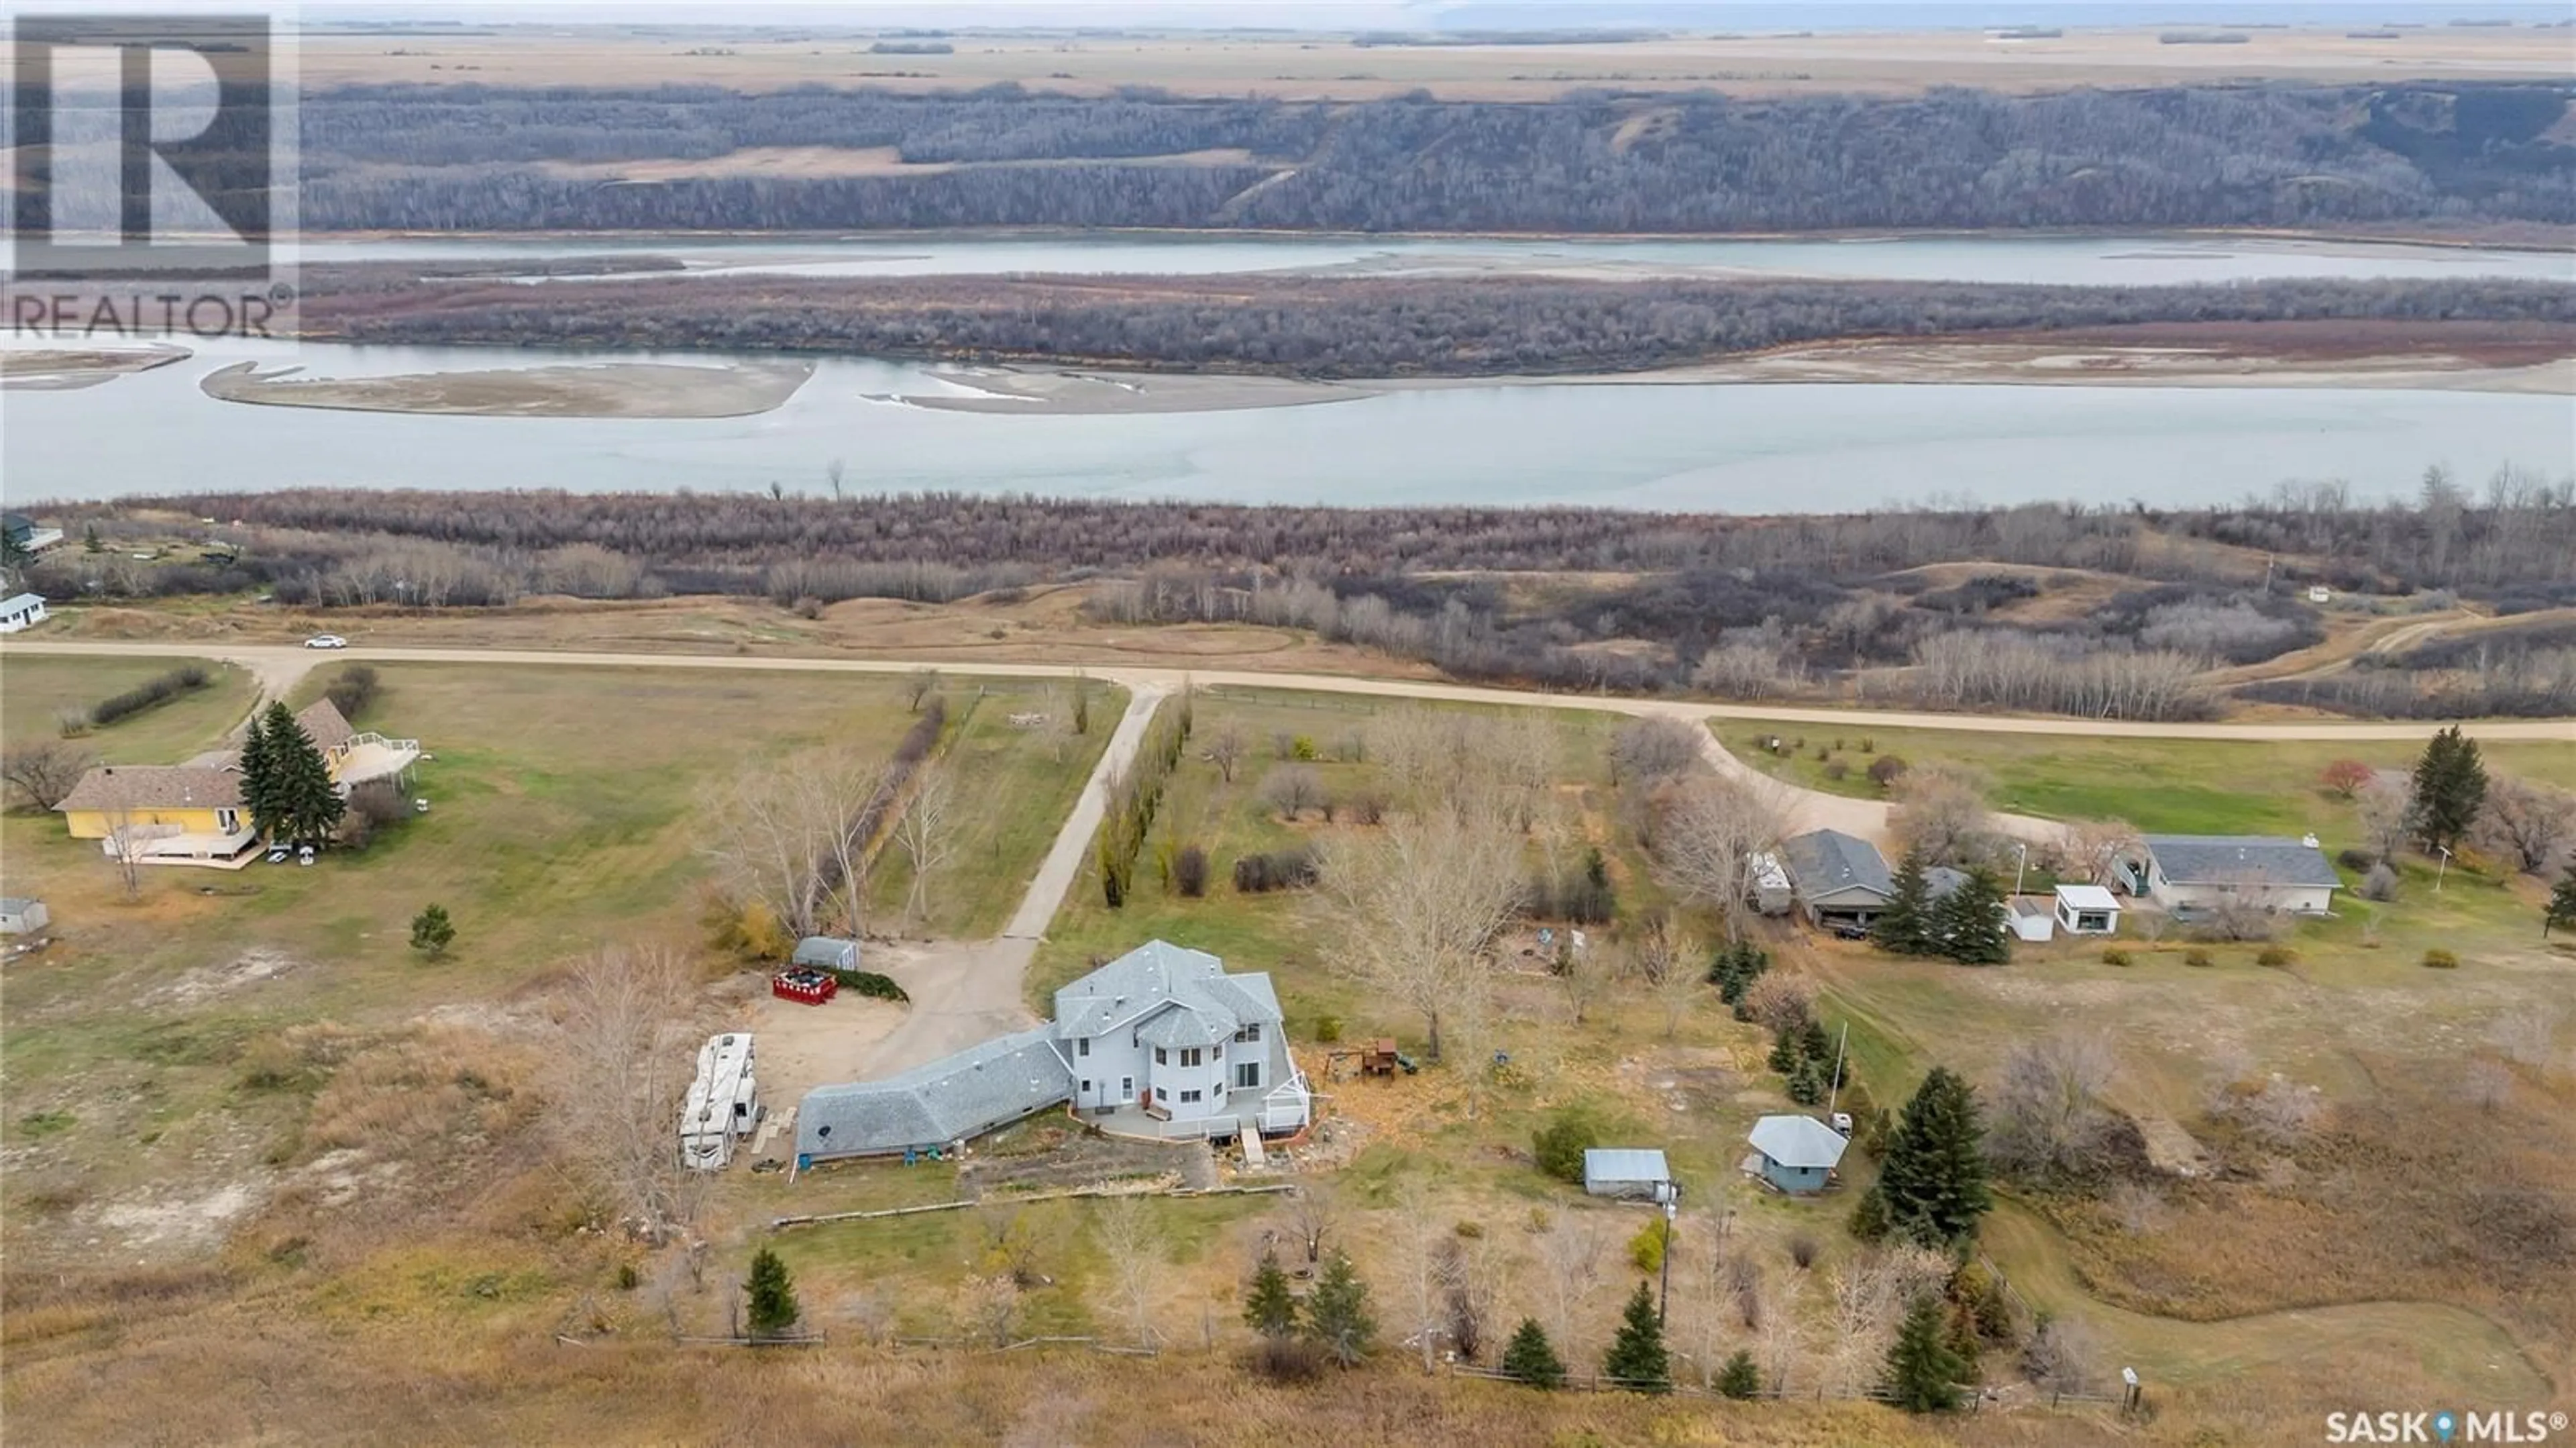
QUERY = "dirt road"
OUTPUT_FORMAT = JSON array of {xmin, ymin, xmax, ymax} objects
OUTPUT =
[{"xmin": 9, "ymin": 640, "xmax": 2565, "ymax": 743}]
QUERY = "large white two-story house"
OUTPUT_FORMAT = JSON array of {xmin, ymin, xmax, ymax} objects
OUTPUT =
[{"xmin": 795, "ymin": 940, "xmax": 1310, "ymax": 1166}]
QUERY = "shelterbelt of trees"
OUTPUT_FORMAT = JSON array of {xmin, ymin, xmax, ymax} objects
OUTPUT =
[
  {"xmin": 296, "ymin": 271, "xmax": 2576, "ymax": 378},
  {"xmin": 256, "ymin": 80, "xmax": 2576, "ymax": 232},
  {"xmin": 56, "ymin": 480, "xmax": 2576, "ymax": 721}
]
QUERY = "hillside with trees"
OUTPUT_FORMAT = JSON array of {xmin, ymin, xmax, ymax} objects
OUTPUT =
[{"xmin": 282, "ymin": 81, "xmax": 2576, "ymax": 234}]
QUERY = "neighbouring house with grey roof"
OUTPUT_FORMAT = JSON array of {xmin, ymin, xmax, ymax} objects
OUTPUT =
[
  {"xmin": 2137, "ymin": 835, "xmax": 2342, "ymax": 917},
  {"xmin": 1778, "ymin": 829, "xmax": 1894, "ymax": 927},
  {"xmin": 1745, "ymin": 1114, "xmax": 1850, "ymax": 1195},
  {"xmin": 795, "ymin": 939, "xmax": 1310, "ymax": 1166}
]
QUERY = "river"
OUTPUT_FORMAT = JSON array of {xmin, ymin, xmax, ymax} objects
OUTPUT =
[
  {"xmin": 5, "ymin": 232, "xmax": 2571, "ymax": 510},
  {"xmin": 5, "ymin": 336, "xmax": 2569, "ymax": 510}
]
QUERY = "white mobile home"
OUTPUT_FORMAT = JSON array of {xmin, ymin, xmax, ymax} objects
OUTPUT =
[
  {"xmin": 2136, "ymin": 835, "xmax": 2341, "ymax": 917},
  {"xmin": 680, "ymin": 1033, "xmax": 760, "ymax": 1171},
  {"xmin": 0, "ymin": 594, "xmax": 48, "ymax": 633}
]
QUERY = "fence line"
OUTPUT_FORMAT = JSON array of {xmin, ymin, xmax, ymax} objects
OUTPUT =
[
  {"xmin": 1443, "ymin": 1361, "xmax": 2118, "ymax": 1413},
  {"xmin": 771, "ymin": 1180, "xmax": 1294, "ymax": 1231}
]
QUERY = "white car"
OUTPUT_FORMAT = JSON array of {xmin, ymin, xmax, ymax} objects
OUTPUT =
[{"xmin": 303, "ymin": 634, "xmax": 347, "ymax": 649}]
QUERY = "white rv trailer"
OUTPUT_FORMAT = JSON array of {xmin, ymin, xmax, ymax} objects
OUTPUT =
[{"xmin": 680, "ymin": 1032, "xmax": 761, "ymax": 1171}]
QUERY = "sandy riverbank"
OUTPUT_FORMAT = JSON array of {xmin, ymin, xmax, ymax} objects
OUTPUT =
[
  {"xmin": 0, "ymin": 344, "xmax": 192, "ymax": 391},
  {"xmin": 199, "ymin": 358, "xmax": 814, "ymax": 417},
  {"xmin": 888, "ymin": 365, "xmax": 1371, "ymax": 414}
]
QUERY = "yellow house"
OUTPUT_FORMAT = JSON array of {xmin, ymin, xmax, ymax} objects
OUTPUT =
[
  {"xmin": 54, "ymin": 699, "xmax": 423, "ymax": 869},
  {"xmin": 56, "ymin": 764, "xmax": 254, "ymax": 866}
]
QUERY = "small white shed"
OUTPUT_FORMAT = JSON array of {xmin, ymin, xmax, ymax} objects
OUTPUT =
[
  {"xmin": 1583, "ymin": 1147, "xmax": 1674, "ymax": 1201},
  {"xmin": 2008, "ymin": 897, "xmax": 2056, "ymax": 943},
  {"xmin": 0, "ymin": 898, "xmax": 49, "ymax": 935},
  {"xmin": 0, "ymin": 594, "xmax": 48, "ymax": 633},
  {"xmin": 2054, "ymin": 884, "xmax": 2122, "ymax": 935}
]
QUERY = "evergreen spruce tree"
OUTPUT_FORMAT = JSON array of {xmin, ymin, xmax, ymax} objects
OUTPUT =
[
  {"xmin": 1500, "ymin": 1317, "xmax": 1566, "ymax": 1390},
  {"xmin": 1884, "ymin": 1293, "xmax": 1967, "ymax": 1412},
  {"xmin": 238, "ymin": 715, "xmax": 279, "ymax": 841},
  {"xmin": 2548, "ymin": 863, "xmax": 2576, "ymax": 939},
  {"xmin": 1933, "ymin": 868, "xmax": 2011, "ymax": 966},
  {"xmin": 1786, "ymin": 1057, "xmax": 1825, "ymax": 1106},
  {"xmin": 1798, "ymin": 1017, "xmax": 1833, "ymax": 1064},
  {"xmin": 745, "ymin": 1247, "xmax": 800, "ymax": 1339},
  {"xmin": 2409, "ymin": 724, "xmax": 2488, "ymax": 854},
  {"xmin": 1767, "ymin": 1029, "xmax": 1801, "ymax": 1075},
  {"xmin": 1600, "ymin": 1281, "xmax": 1671, "ymax": 1393},
  {"xmin": 1875, "ymin": 1067, "xmax": 1992, "ymax": 1251},
  {"xmin": 1872, "ymin": 850, "xmax": 1934, "ymax": 956},
  {"xmin": 1244, "ymin": 1251, "xmax": 1299, "ymax": 1340},
  {"xmin": 1303, "ymin": 1249, "xmax": 1375, "ymax": 1366},
  {"xmin": 409, "ymin": 903, "xmax": 455, "ymax": 959},
  {"xmin": 1848, "ymin": 1184, "xmax": 1891, "ymax": 1242},
  {"xmin": 257, "ymin": 702, "xmax": 344, "ymax": 844},
  {"xmin": 1717, "ymin": 1347, "xmax": 1762, "ymax": 1399}
]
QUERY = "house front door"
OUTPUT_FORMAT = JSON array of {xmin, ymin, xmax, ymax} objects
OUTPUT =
[{"xmin": 1118, "ymin": 1076, "xmax": 1134, "ymax": 1104}]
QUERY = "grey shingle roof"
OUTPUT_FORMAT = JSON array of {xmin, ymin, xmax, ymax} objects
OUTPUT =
[
  {"xmin": 1136, "ymin": 1005, "xmax": 1230, "ymax": 1049},
  {"xmin": 1053, "ymin": 940, "xmax": 1281, "ymax": 1042},
  {"xmin": 294, "ymin": 698, "xmax": 356, "ymax": 753},
  {"xmin": 796, "ymin": 1025, "xmax": 1073, "ymax": 1159},
  {"xmin": 2145, "ymin": 835, "xmax": 2341, "ymax": 889},
  {"xmin": 57, "ymin": 765, "xmax": 244, "ymax": 813},
  {"xmin": 1780, "ymin": 829, "xmax": 1893, "ymax": 902},
  {"xmin": 1749, "ymin": 1115, "xmax": 1850, "ymax": 1170}
]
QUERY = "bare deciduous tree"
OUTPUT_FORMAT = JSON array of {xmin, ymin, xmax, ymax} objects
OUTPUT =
[
  {"xmin": 1285, "ymin": 1185, "xmax": 1337, "ymax": 1268},
  {"xmin": 1646, "ymin": 773, "xmax": 1790, "ymax": 940},
  {"xmin": 1205, "ymin": 723, "xmax": 1246, "ymax": 784},
  {"xmin": 2046, "ymin": 818, "xmax": 2142, "ymax": 888},
  {"xmin": 2106, "ymin": 1181, "xmax": 2169, "ymax": 1237},
  {"xmin": 1534, "ymin": 1216, "xmax": 1604, "ymax": 1363},
  {"xmin": 705, "ymin": 750, "xmax": 888, "ymax": 940},
  {"xmin": 1740, "ymin": 972, "xmax": 1818, "ymax": 1038},
  {"xmin": 1091, "ymin": 1193, "xmax": 1163, "ymax": 1351},
  {"xmin": 1986, "ymin": 1033, "xmax": 2121, "ymax": 1182},
  {"xmin": 1631, "ymin": 913, "xmax": 1707, "ymax": 1039},
  {"xmin": 2355, "ymin": 776, "xmax": 2416, "ymax": 864},
  {"xmin": 1396, "ymin": 1178, "xmax": 1445, "ymax": 1371},
  {"xmin": 2, "ymin": 740, "xmax": 93, "ymax": 813},
  {"xmin": 902, "ymin": 667, "xmax": 941, "ymax": 713},
  {"xmin": 1436, "ymin": 1231, "xmax": 1495, "ymax": 1364},
  {"xmin": 1821, "ymin": 1244, "xmax": 1950, "ymax": 1396},
  {"xmin": 2210, "ymin": 1072, "xmax": 2320, "ymax": 1149},
  {"xmin": 1608, "ymin": 716, "xmax": 1707, "ymax": 786},
  {"xmin": 1260, "ymin": 764, "xmax": 1325, "ymax": 821},
  {"xmin": 1315, "ymin": 805, "xmax": 1522, "ymax": 1064},
  {"xmin": 2476, "ymin": 776, "xmax": 2575, "ymax": 876},
  {"xmin": 546, "ymin": 943, "xmax": 708, "ymax": 1243},
  {"xmin": 892, "ymin": 760, "xmax": 961, "ymax": 931},
  {"xmin": 1554, "ymin": 937, "xmax": 1611, "ymax": 1027},
  {"xmin": 1754, "ymin": 1271, "xmax": 1810, "ymax": 1395},
  {"xmin": 1889, "ymin": 764, "xmax": 1995, "ymax": 868},
  {"xmin": 2023, "ymin": 1314, "xmax": 2103, "ymax": 1398}
]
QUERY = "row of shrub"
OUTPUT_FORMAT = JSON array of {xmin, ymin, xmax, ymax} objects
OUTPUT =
[
  {"xmin": 83, "ymin": 663, "xmax": 213, "ymax": 730},
  {"xmin": 1096, "ymin": 689, "xmax": 1193, "ymax": 908},
  {"xmin": 1233, "ymin": 845, "xmax": 1319, "ymax": 894},
  {"xmin": 323, "ymin": 664, "xmax": 380, "ymax": 721}
]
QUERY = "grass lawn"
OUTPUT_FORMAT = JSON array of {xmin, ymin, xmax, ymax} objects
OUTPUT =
[
  {"xmin": 862, "ymin": 681, "xmax": 1120, "ymax": 939},
  {"xmin": 1727, "ymin": 721, "xmax": 2576, "ymax": 836},
  {"xmin": 0, "ymin": 660, "xmax": 1110, "ymax": 1246},
  {"xmin": 1027, "ymin": 685, "xmax": 1671, "ymax": 1039},
  {"xmin": 0, "ymin": 653, "xmax": 256, "ymax": 764}
]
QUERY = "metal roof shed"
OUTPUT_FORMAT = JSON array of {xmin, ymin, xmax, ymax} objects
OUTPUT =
[{"xmin": 1583, "ymin": 1147, "xmax": 1673, "ymax": 1200}]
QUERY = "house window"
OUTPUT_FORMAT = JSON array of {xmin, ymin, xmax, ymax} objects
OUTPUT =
[
  {"xmin": 1081, "ymin": 1080, "xmax": 1092, "ymax": 1096},
  {"xmin": 1078, "ymin": 1037, "xmax": 1090, "ymax": 1057},
  {"xmin": 1180, "ymin": 1047, "xmax": 1203, "ymax": 1068},
  {"xmin": 1235, "ymin": 1023, "xmax": 1262, "ymax": 1043},
  {"xmin": 217, "ymin": 808, "xmax": 240, "ymax": 831},
  {"xmin": 1154, "ymin": 1047, "xmax": 1167, "ymax": 1066},
  {"xmin": 1179, "ymin": 1090, "xmax": 1203, "ymax": 1104},
  {"xmin": 1235, "ymin": 1062, "xmax": 1262, "ymax": 1090}
]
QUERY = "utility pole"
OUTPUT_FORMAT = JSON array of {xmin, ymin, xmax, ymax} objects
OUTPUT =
[
  {"xmin": 2434, "ymin": 844, "xmax": 2453, "ymax": 893},
  {"xmin": 2011, "ymin": 841, "xmax": 2029, "ymax": 900},
  {"xmin": 1656, "ymin": 1186, "xmax": 1677, "ymax": 1327},
  {"xmin": 1825, "ymin": 1021, "xmax": 1850, "ymax": 1121}
]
